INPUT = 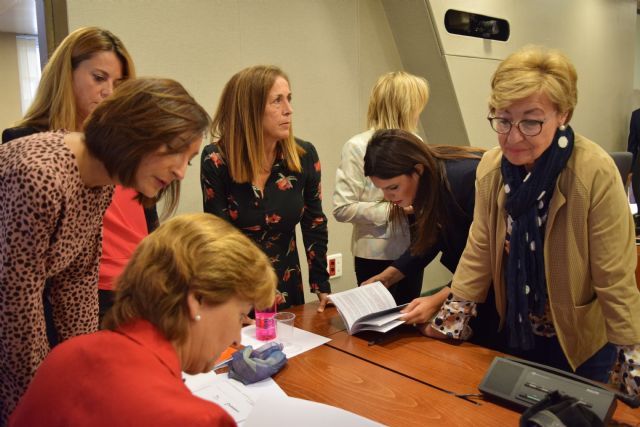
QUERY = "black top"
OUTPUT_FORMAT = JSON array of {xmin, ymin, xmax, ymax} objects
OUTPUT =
[
  {"xmin": 392, "ymin": 156, "xmax": 480, "ymax": 275},
  {"xmin": 201, "ymin": 138, "xmax": 330, "ymax": 307},
  {"xmin": 627, "ymin": 108, "xmax": 640, "ymax": 165},
  {"xmin": 2, "ymin": 126, "xmax": 44, "ymax": 144}
]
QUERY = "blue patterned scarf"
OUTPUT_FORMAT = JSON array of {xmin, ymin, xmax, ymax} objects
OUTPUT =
[{"xmin": 502, "ymin": 125, "xmax": 574, "ymax": 350}]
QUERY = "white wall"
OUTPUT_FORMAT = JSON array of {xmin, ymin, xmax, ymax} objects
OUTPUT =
[
  {"xmin": 0, "ymin": 32, "xmax": 23, "ymax": 131},
  {"xmin": 65, "ymin": 0, "xmax": 406, "ymax": 300},
  {"xmin": 428, "ymin": 0, "xmax": 637, "ymax": 151},
  {"xmin": 62, "ymin": 0, "xmax": 640, "ymax": 302}
]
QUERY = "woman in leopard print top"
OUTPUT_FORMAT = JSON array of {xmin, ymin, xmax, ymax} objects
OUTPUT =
[{"xmin": 0, "ymin": 78, "xmax": 209, "ymax": 424}]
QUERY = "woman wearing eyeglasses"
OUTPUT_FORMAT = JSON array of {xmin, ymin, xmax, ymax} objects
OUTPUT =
[{"xmin": 404, "ymin": 45, "xmax": 640, "ymax": 396}]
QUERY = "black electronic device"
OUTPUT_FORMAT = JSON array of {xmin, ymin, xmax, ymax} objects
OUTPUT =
[{"xmin": 478, "ymin": 357, "xmax": 617, "ymax": 424}]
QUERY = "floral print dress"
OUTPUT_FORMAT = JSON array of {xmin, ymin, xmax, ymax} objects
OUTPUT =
[{"xmin": 201, "ymin": 138, "xmax": 329, "ymax": 307}]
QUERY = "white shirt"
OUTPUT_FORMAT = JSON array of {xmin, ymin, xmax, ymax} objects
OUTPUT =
[{"xmin": 332, "ymin": 129, "xmax": 410, "ymax": 260}]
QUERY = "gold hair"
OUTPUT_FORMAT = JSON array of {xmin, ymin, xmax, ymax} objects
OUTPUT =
[
  {"xmin": 17, "ymin": 26, "xmax": 135, "ymax": 132},
  {"xmin": 367, "ymin": 71, "xmax": 430, "ymax": 132},
  {"xmin": 210, "ymin": 65, "xmax": 303, "ymax": 184},
  {"xmin": 489, "ymin": 45, "xmax": 577, "ymax": 122}
]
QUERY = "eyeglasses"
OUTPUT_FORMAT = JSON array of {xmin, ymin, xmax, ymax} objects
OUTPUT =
[{"xmin": 487, "ymin": 117, "xmax": 546, "ymax": 137}]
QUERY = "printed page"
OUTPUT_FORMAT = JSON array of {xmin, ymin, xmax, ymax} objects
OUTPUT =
[
  {"xmin": 328, "ymin": 282, "xmax": 397, "ymax": 330},
  {"xmin": 357, "ymin": 310, "xmax": 405, "ymax": 327},
  {"xmin": 245, "ymin": 394, "xmax": 385, "ymax": 427},
  {"xmin": 183, "ymin": 371, "xmax": 287, "ymax": 425}
]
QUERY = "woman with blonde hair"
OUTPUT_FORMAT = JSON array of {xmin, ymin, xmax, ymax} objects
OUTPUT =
[
  {"xmin": 0, "ymin": 77, "xmax": 209, "ymax": 422},
  {"xmin": 201, "ymin": 65, "xmax": 330, "ymax": 311},
  {"xmin": 10, "ymin": 213, "xmax": 280, "ymax": 426},
  {"xmin": 2, "ymin": 26, "xmax": 158, "ymax": 339},
  {"xmin": 3, "ymin": 26, "xmax": 134, "ymax": 139},
  {"xmin": 412, "ymin": 46, "xmax": 640, "ymax": 395},
  {"xmin": 333, "ymin": 71, "xmax": 430, "ymax": 304}
]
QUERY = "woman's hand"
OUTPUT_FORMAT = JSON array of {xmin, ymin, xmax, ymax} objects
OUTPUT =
[
  {"xmin": 400, "ymin": 296, "xmax": 442, "ymax": 324},
  {"xmin": 275, "ymin": 291, "xmax": 286, "ymax": 306},
  {"xmin": 361, "ymin": 266, "xmax": 405, "ymax": 288},
  {"xmin": 316, "ymin": 292, "xmax": 331, "ymax": 312},
  {"xmin": 400, "ymin": 286, "xmax": 451, "ymax": 325},
  {"xmin": 416, "ymin": 323, "xmax": 447, "ymax": 340}
]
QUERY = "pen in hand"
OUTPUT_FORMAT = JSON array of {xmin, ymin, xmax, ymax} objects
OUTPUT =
[
  {"xmin": 213, "ymin": 357, "xmax": 234, "ymax": 371},
  {"xmin": 212, "ymin": 342, "xmax": 244, "ymax": 370}
]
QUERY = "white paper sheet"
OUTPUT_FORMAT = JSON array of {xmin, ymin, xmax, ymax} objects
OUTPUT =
[
  {"xmin": 244, "ymin": 394, "xmax": 385, "ymax": 427},
  {"xmin": 183, "ymin": 322, "xmax": 332, "ymax": 425},
  {"xmin": 183, "ymin": 371, "xmax": 287, "ymax": 425},
  {"xmin": 241, "ymin": 325, "xmax": 331, "ymax": 358}
]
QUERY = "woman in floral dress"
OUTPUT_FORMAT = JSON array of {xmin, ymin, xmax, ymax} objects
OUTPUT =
[{"xmin": 201, "ymin": 65, "xmax": 330, "ymax": 311}]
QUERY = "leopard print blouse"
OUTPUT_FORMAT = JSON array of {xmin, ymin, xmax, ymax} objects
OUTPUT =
[{"xmin": 0, "ymin": 131, "xmax": 113, "ymax": 423}]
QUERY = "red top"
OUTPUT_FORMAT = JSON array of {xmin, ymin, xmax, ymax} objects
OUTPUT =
[
  {"xmin": 9, "ymin": 319, "xmax": 236, "ymax": 427},
  {"xmin": 98, "ymin": 186, "xmax": 148, "ymax": 290}
]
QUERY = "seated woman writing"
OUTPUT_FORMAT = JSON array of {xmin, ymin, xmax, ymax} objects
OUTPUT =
[
  {"xmin": 9, "ymin": 213, "xmax": 280, "ymax": 426},
  {"xmin": 411, "ymin": 45, "xmax": 640, "ymax": 396}
]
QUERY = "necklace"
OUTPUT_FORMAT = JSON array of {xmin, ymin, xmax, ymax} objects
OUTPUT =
[{"xmin": 262, "ymin": 150, "xmax": 277, "ymax": 173}]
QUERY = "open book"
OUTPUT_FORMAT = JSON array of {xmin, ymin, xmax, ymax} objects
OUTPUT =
[{"xmin": 329, "ymin": 282, "xmax": 407, "ymax": 334}]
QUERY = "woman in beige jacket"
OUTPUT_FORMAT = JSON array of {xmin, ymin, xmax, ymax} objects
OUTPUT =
[{"xmin": 403, "ymin": 45, "xmax": 640, "ymax": 396}]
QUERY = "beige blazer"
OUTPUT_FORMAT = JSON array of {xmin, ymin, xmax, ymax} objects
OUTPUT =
[{"xmin": 452, "ymin": 134, "xmax": 640, "ymax": 369}]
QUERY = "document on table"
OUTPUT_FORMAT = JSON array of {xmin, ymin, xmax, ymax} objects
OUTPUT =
[
  {"xmin": 183, "ymin": 371, "xmax": 286, "ymax": 425},
  {"xmin": 244, "ymin": 394, "xmax": 385, "ymax": 427},
  {"xmin": 185, "ymin": 371, "xmax": 384, "ymax": 426},
  {"xmin": 240, "ymin": 325, "xmax": 330, "ymax": 358}
]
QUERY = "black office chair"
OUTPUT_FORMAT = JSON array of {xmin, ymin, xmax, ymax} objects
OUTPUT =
[
  {"xmin": 609, "ymin": 151, "xmax": 633, "ymax": 188},
  {"xmin": 632, "ymin": 153, "xmax": 640, "ymax": 203}
]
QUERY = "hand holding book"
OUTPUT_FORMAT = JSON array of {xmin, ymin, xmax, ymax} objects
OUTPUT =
[{"xmin": 399, "ymin": 286, "xmax": 452, "ymax": 326}]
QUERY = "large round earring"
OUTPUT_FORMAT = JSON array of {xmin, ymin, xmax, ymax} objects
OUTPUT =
[{"xmin": 558, "ymin": 125, "xmax": 568, "ymax": 148}]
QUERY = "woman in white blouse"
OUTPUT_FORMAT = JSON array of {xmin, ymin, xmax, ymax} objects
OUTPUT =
[{"xmin": 332, "ymin": 71, "xmax": 429, "ymax": 304}]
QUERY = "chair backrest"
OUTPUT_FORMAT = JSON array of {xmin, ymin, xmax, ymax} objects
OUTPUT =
[{"xmin": 609, "ymin": 151, "xmax": 633, "ymax": 185}]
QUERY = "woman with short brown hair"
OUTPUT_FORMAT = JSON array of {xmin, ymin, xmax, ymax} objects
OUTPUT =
[{"xmin": 0, "ymin": 77, "xmax": 209, "ymax": 422}]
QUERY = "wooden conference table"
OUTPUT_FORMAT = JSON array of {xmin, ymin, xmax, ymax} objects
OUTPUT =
[{"xmin": 272, "ymin": 302, "xmax": 640, "ymax": 426}]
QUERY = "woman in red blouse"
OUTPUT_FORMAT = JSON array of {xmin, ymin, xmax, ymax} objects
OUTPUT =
[{"xmin": 10, "ymin": 213, "xmax": 277, "ymax": 427}]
